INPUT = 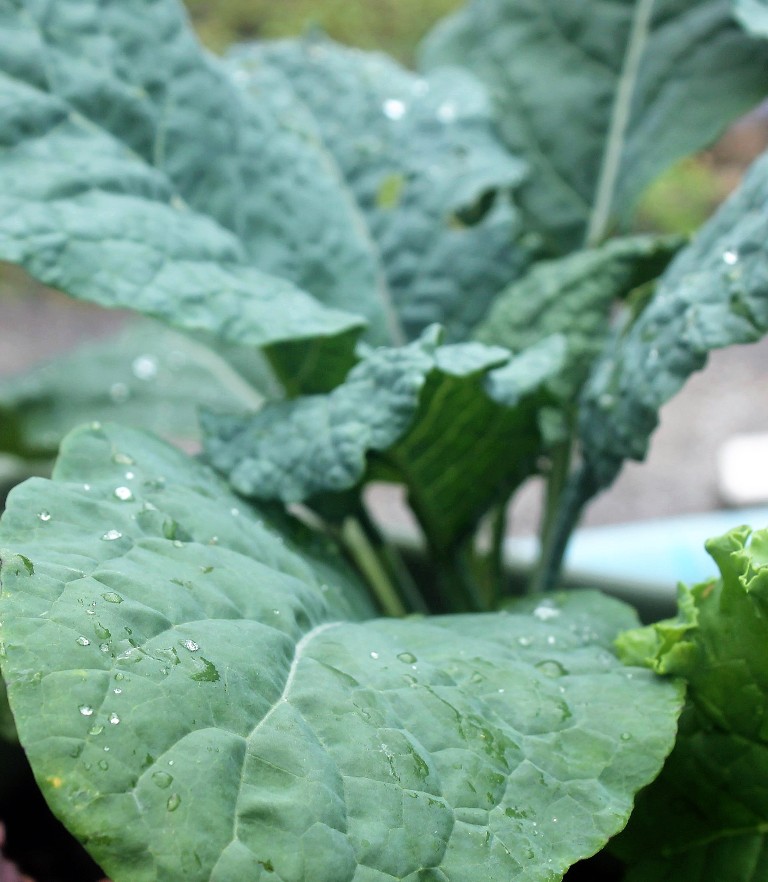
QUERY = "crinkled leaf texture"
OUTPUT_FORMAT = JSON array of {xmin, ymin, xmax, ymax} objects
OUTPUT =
[
  {"xmin": 421, "ymin": 0, "xmax": 768, "ymax": 251},
  {"xmin": 231, "ymin": 36, "xmax": 529, "ymax": 342},
  {"xmin": 474, "ymin": 234, "xmax": 683, "ymax": 403},
  {"xmin": 615, "ymin": 526, "xmax": 768, "ymax": 881},
  {"xmin": 0, "ymin": 0, "xmax": 400, "ymax": 342},
  {"xmin": 202, "ymin": 329, "xmax": 566, "ymax": 550},
  {"xmin": 578, "ymin": 151, "xmax": 768, "ymax": 494},
  {"xmin": 0, "ymin": 322, "xmax": 264, "ymax": 460},
  {"xmin": 0, "ymin": 425, "xmax": 682, "ymax": 882}
]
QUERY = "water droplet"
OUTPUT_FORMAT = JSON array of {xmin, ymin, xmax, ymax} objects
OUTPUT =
[
  {"xmin": 76, "ymin": 636, "xmax": 91, "ymax": 647},
  {"xmin": 535, "ymin": 659, "xmax": 567, "ymax": 678},
  {"xmin": 94, "ymin": 623, "xmax": 111, "ymax": 640},
  {"xmin": 98, "ymin": 759, "xmax": 109, "ymax": 770},
  {"xmin": 533, "ymin": 604, "xmax": 560, "ymax": 622},
  {"xmin": 397, "ymin": 652, "xmax": 417, "ymax": 664},
  {"xmin": 497, "ymin": 688, "xmax": 505, "ymax": 694},
  {"xmin": 83, "ymin": 484, "xmax": 91, "ymax": 491},
  {"xmin": 517, "ymin": 636, "xmax": 533, "ymax": 647},
  {"xmin": 437, "ymin": 101, "xmax": 457, "ymax": 123},
  {"xmin": 109, "ymin": 713, "xmax": 120, "ymax": 725},
  {"xmin": 230, "ymin": 507, "xmax": 240, "ymax": 517},
  {"xmin": 132, "ymin": 355, "xmax": 159, "ymax": 381},
  {"xmin": 723, "ymin": 249, "xmax": 739, "ymax": 265},
  {"xmin": 620, "ymin": 732, "xmax": 633, "ymax": 742},
  {"xmin": 114, "ymin": 486, "xmax": 133, "ymax": 502},
  {"xmin": 125, "ymin": 471, "xmax": 135, "ymax": 480},
  {"xmin": 598, "ymin": 393, "xmax": 615, "ymax": 410},
  {"xmin": 152, "ymin": 771, "xmax": 173, "ymax": 789},
  {"xmin": 114, "ymin": 672, "xmax": 125, "ymax": 681},
  {"xmin": 89, "ymin": 724, "xmax": 104, "ymax": 736},
  {"xmin": 78, "ymin": 705, "xmax": 94, "ymax": 716},
  {"xmin": 546, "ymin": 636, "xmax": 557, "ymax": 646},
  {"xmin": 182, "ymin": 639, "xmax": 199, "ymax": 652},
  {"xmin": 99, "ymin": 642, "xmax": 111, "ymax": 653},
  {"xmin": 369, "ymin": 651, "xmax": 380, "ymax": 659},
  {"xmin": 166, "ymin": 793, "xmax": 181, "ymax": 812},
  {"xmin": 113, "ymin": 688, "xmax": 122, "ymax": 695},
  {"xmin": 113, "ymin": 452, "xmax": 135, "ymax": 465},
  {"xmin": 101, "ymin": 592, "xmax": 124, "ymax": 604},
  {"xmin": 109, "ymin": 382, "xmax": 130, "ymax": 403},
  {"xmin": 101, "ymin": 530, "xmax": 122, "ymax": 542},
  {"xmin": 382, "ymin": 98, "xmax": 406, "ymax": 120},
  {"xmin": 37, "ymin": 511, "xmax": 51, "ymax": 522}
]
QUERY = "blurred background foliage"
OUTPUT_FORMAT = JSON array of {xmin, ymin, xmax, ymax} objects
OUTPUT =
[
  {"xmin": 183, "ymin": 0, "xmax": 762, "ymax": 238},
  {"xmin": 185, "ymin": 0, "xmax": 463, "ymax": 64}
]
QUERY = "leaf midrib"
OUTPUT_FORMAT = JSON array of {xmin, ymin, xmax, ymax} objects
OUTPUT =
[{"xmin": 585, "ymin": 0, "xmax": 656, "ymax": 247}]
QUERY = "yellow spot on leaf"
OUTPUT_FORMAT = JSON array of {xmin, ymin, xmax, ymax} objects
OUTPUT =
[{"xmin": 47, "ymin": 776, "xmax": 64, "ymax": 789}]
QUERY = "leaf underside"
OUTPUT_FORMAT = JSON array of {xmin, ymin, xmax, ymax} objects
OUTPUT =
[{"xmin": 0, "ymin": 424, "xmax": 682, "ymax": 882}]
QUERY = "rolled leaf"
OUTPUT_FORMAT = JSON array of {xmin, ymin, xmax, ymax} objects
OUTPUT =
[{"xmin": 0, "ymin": 424, "xmax": 683, "ymax": 882}]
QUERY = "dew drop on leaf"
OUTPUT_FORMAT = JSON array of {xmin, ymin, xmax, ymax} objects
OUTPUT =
[
  {"xmin": 722, "ymin": 249, "xmax": 739, "ymax": 265},
  {"xmin": 109, "ymin": 713, "xmax": 120, "ymax": 725},
  {"xmin": 112, "ymin": 452, "xmax": 135, "ymax": 465},
  {"xmin": 78, "ymin": 705, "xmax": 93, "ymax": 716},
  {"xmin": 369, "ymin": 651, "xmax": 380, "ymax": 659},
  {"xmin": 152, "ymin": 771, "xmax": 173, "ymax": 789},
  {"xmin": 397, "ymin": 652, "xmax": 417, "ymax": 664},
  {"xmin": 182, "ymin": 639, "xmax": 199, "ymax": 652},
  {"xmin": 533, "ymin": 603, "xmax": 560, "ymax": 622},
  {"xmin": 114, "ymin": 486, "xmax": 133, "ymax": 501},
  {"xmin": 89, "ymin": 724, "xmax": 104, "ymax": 736},
  {"xmin": 132, "ymin": 355, "xmax": 159, "ymax": 380},
  {"xmin": 535, "ymin": 660, "xmax": 567, "ymax": 678},
  {"xmin": 101, "ymin": 592, "xmax": 124, "ymax": 604},
  {"xmin": 37, "ymin": 510, "xmax": 52, "ymax": 522},
  {"xmin": 98, "ymin": 759, "xmax": 109, "ymax": 771},
  {"xmin": 76, "ymin": 636, "xmax": 91, "ymax": 646},
  {"xmin": 382, "ymin": 98, "xmax": 406, "ymax": 120},
  {"xmin": 166, "ymin": 793, "xmax": 181, "ymax": 812},
  {"xmin": 101, "ymin": 530, "xmax": 122, "ymax": 541}
]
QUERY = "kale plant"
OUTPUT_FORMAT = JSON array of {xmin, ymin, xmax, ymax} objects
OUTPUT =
[{"xmin": 0, "ymin": 1, "xmax": 767, "ymax": 879}]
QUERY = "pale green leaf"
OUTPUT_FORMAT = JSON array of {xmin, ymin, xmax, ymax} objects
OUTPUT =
[
  {"xmin": 421, "ymin": 0, "xmax": 768, "ymax": 251},
  {"xmin": 615, "ymin": 527, "xmax": 768, "ymax": 880},
  {"xmin": 232, "ymin": 36, "xmax": 530, "ymax": 341},
  {"xmin": 735, "ymin": 0, "xmax": 768, "ymax": 36},
  {"xmin": 0, "ymin": 424, "xmax": 682, "ymax": 882},
  {"xmin": 0, "ymin": 0, "xmax": 392, "ymax": 340},
  {"xmin": 0, "ymin": 322, "xmax": 264, "ymax": 460}
]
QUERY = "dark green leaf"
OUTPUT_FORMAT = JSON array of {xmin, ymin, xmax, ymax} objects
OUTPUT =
[
  {"xmin": 474, "ymin": 234, "xmax": 683, "ymax": 402},
  {"xmin": 202, "ymin": 330, "xmax": 565, "ymax": 549},
  {"xmin": 0, "ymin": 322, "xmax": 264, "ymax": 460},
  {"xmin": 0, "ymin": 424, "xmax": 683, "ymax": 881},
  {"xmin": 615, "ymin": 526, "xmax": 768, "ymax": 880},
  {"xmin": 232, "ymin": 36, "xmax": 530, "ymax": 341},
  {"xmin": 421, "ymin": 0, "xmax": 768, "ymax": 251},
  {"xmin": 578, "ymin": 155, "xmax": 768, "ymax": 492}
]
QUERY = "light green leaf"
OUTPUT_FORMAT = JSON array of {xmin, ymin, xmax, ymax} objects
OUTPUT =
[
  {"xmin": 474, "ymin": 234, "xmax": 682, "ymax": 401},
  {"xmin": 0, "ymin": 322, "xmax": 264, "ymax": 460},
  {"xmin": 615, "ymin": 526, "xmax": 768, "ymax": 880},
  {"xmin": 232, "ymin": 36, "xmax": 530, "ymax": 341},
  {"xmin": 0, "ymin": 424, "xmax": 682, "ymax": 882},
  {"xmin": 421, "ymin": 0, "xmax": 768, "ymax": 251},
  {"xmin": 578, "ymin": 154, "xmax": 768, "ymax": 493},
  {"xmin": 0, "ymin": 0, "xmax": 392, "ymax": 342},
  {"xmin": 735, "ymin": 0, "xmax": 768, "ymax": 36},
  {"xmin": 202, "ymin": 330, "xmax": 565, "ymax": 549}
]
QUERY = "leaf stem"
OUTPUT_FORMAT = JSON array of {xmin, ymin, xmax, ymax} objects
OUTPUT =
[
  {"xmin": 585, "ymin": 0, "xmax": 656, "ymax": 247},
  {"xmin": 342, "ymin": 517, "xmax": 409, "ymax": 618},
  {"xmin": 528, "ymin": 438, "xmax": 573, "ymax": 593}
]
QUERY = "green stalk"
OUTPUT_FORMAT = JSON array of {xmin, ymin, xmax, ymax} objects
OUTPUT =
[
  {"xmin": 528, "ymin": 439, "xmax": 573, "ymax": 594},
  {"xmin": 341, "ymin": 517, "xmax": 409, "ymax": 618}
]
